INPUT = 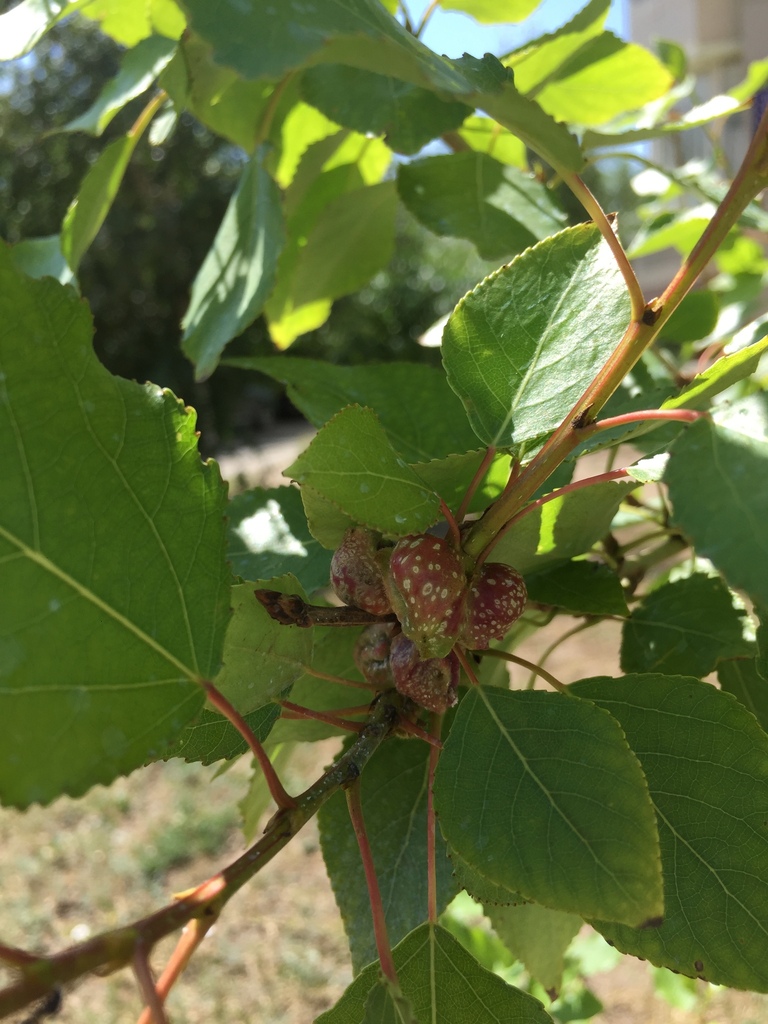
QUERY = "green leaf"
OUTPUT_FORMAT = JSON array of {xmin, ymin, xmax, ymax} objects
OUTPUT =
[
  {"xmin": 227, "ymin": 486, "xmax": 332, "ymax": 595},
  {"xmin": 0, "ymin": 0, "xmax": 81, "ymax": 60},
  {"xmin": 168, "ymin": 704, "xmax": 279, "ymax": 765},
  {"xmin": 9, "ymin": 236, "xmax": 75, "ymax": 286},
  {"xmin": 439, "ymin": 0, "xmax": 543, "ymax": 22},
  {"xmin": 266, "ymin": 170, "xmax": 396, "ymax": 348},
  {"xmin": 267, "ymin": 627, "xmax": 366, "ymax": 743},
  {"xmin": 0, "ymin": 250, "xmax": 230, "ymax": 806},
  {"xmin": 213, "ymin": 578, "xmax": 311, "ymax": 717},
  {"xmin": 717, "ymin": 657, "xmax": 768, "ymax": 731},
  {"xmin": 450, "ymin": 847, "xmax": 528, "ymax": 905},
  {"xmin": 487, "ymin": 903, "xmax": 581, "ymax": 995},
  {"xmin": 458, "ymin": 115, "xmax": 526, "ymax": 169},
  {"xmin": 182, "ymin": 0, "xmax": 583, "ymax": 173},
  {"xmin": 79, "ymin": 0, "xmax": 185, "ymax": 46},
  {"xmin": 657, "ymin": 290, "xmax": 719, "ymax": 345},
  {"xmin": 273, "ymin": 102, "xmax": 339, "ymax": 188},
  {"xmin": 663, "ymin": 336, "xmax": 768, "ymax": 412},
  {"xmin": 227, "ymin": 358, "xmax": 480, "ymax": 464},
  {"xmin": 628, "ymin": 206, "xmax": 713, "ymax": 259},
  {"xmin": 523, "ymin": 33, "xmax": 673, "ymax": 128},
  {"xmin": 664, "ymin": 420, "xmax": 768, "ymax": 607},
  {"xmin": 301, "ymin": 65, "xmax": 471, "ymax": 155},
  {"xmin": 162, "ymin": 34, "xmax": 277, "ymax": 151},
  {"xmin": 319, "ymin": 739, "xmax": 458, "ymax": 972},
  {"xmin": 491, "ymin": 478, "xmax": 638, "ymax": 574},
  {"xmin": 621, "ymin": 574, "xmax": 748, "ymax": 677},
  {"xmin": 573, "ymin": 675, "xmax": 768, "ymax": 991},
  {"xmin": 62, "ymin": 35, "xmax": 177, "ymax": 136},
  {"xmin": 61, "ymin": 134, "xmax": 140, "ymax": 272},
  {"xmin": 316, "ymin": 922, "xmax": 554, "ymax": 1023},
  {"xmin": 410, "ymin": 450, "xmax": 512, "ymax": 516},
  {"xmin": 526, "ymin": 560, "xmax": 628, "ymax": 616},
  {"xmin": 397, "ymin": 152, "xmax": 566, "ymax": 260},
  {"xmin": 181, "ymin": 150, "xmax": 285, "ymax": 381},
  {"xmin": 285, "ymin": 406, "xmax": 441, "ymax": 537},
  {"xmin": 433, "ymin": 687, "xmax": 663, "ymax": 926},
  {"xmin": 442, "ymin": 223, "xmax": 631, "ymax": 455},
  {"xmin": 299, "ymin": 484, "xmax": 358, "ymax": 550}
]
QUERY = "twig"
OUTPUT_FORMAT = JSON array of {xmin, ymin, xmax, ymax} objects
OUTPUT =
[
  {"xmin": 136, "ymin": 919, "xmax": 215, "ymax": 1024},
  {"xmin": 480, "ymin": 648, "xmax": 568, "ymax": 693},
  {"xmin": 133, "ymin": 945, "xmax": 167, "ymax": 1024},
  {"xmin": 0, "ymin": 693, "xmax": 406, "ymax": 1019},
  {"xmin": 278, "ymin": 700, "xmax": 366, "ymax": 733},
  {"xmin": 204, "ymin": 681, "xmax": 297, "ymax": 810},
  {"xmin": 455, "ymin": 446, "xmax": 497, "ymax": 526}
]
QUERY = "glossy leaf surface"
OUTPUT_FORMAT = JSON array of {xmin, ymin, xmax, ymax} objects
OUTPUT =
[{"xmin": 442, "ymin": 223, "xmax": 630, "ymax": 454}]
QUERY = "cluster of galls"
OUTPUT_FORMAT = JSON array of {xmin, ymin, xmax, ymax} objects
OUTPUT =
[{"xmin": 330, "ymin": 527, "xmax": 526, "ymax": 714}]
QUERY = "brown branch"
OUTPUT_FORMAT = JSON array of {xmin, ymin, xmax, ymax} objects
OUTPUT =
[
  {"xmin": 0, "ymin": 692, "xmax": 407, "ymax": 1020},
  {"xmin": 254, "ymin": 590, "xmax": 395, "ymax": 628}
]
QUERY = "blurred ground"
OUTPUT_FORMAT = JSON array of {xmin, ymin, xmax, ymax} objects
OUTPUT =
[{"xmin": 2, "ymin": 429, "xmax": 766, "ymax": 1024}]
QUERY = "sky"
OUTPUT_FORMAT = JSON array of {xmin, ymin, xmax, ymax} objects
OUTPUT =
[{"xmin": 410, "ymin": 0, "xmax": 626, "ymax": 58}]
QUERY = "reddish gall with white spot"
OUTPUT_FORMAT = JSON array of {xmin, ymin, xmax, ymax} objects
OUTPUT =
[
  {"xmin": 389, "ymin": 632, "xmax": 460, "ymax": 714},
  {"xmin": 330, "ymin": 527, "xmax": 392, "ymax": 616},
  {"xmin": 385, "ymin": 534, "xmax": 466, "ymax": 659},
  {"xmin": 459, "ymin": 562, "xmax": 527, "ymax": 649}
]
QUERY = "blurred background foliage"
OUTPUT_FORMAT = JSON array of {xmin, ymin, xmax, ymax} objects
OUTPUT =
[{"xmin": 0, "ymin": 16, "xmax": 636, "ymax": 451}]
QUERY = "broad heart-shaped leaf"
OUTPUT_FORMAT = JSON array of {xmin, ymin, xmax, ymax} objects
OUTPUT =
[
  {"xmin": 491, "ymin": 478, "xmax": 638, "ymax": 574},
  {"xmin": 213, "ymin": 578, "xmax": 311, "ymax": 717},
  {"xmin": 61, "ymin": 34, "xmax": 177, "ymax": 136},
  {"xmin": 181, "ymin": 150, "xmax": 285, "ymax": 381},
  {"xmin": 718, "ymin": 657, "xmax": 768, "ymax": 731},
  {"xmin": 0, "ymin": 251, "xmax": 230, "ymax": 807},
  {"xmin": 486, "ymin": 903, "xmax": 582, "ymax": 996},
  {"xmin": 442, "ymin": 223, "xmax": 631, "ymax": 456},
  {"xmin": 319, "ymin": 738, "xmax": 457, "ymax": 973},
  {"xmin": 621, "ymin": 573, "xmax": 749, "ymax": 678},
  {"xmin": 663, "ymin": 336, "xmax": 768, "ymax": 412},
  {"xmin": 440, "ymin": 0, "xmax": 543, "ymax": 21},
  {"xmin": 664, "ymin": 420, "xmax": 768, "ymax": 608},
  {"xmin": 227, "ymin": 357, "xmax": 480, "ymax": 464},
  {"xmin": 398, "ymin": 153, "xmax": 566, "ymax": 261},
  {"xmin": 285, "ymin": 406, "xmax": 441, "ymax": 537},
  {"xmin": 227, "ymin": 486, "xmax": 332, "ymax": 595},
  {"xmin": 168, "ymin": 704, "xmax": 279, "ymax": 765},
  {"xmin": 300, "ymin": 65, "xmax": 471, "ymax": 155},
  {"xmin": 525, "ymin": 560, "xmax": 628, "ymax": 616},
  {"xmin": 61, "ymin": 133, "xmax": 141, "ymax": 272},
  {"xmin": 182, "ymin": 0, "xmax": 583, "ymax": 174},
  {"xmin": 433, "ymin": 687, "xmax": 663, "ymax": 926},
  {"xmin": 316, "ymin": 923, "xmax": 554, "ymax": 1024},
  {"xmin": 572, "ymin": 675, "xmax": 768, "ymax": 991}
]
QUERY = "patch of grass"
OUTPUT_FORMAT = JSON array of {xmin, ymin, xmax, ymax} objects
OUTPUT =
[{"xmin": 137, "ymin": 800, "xmax": 240, "ymax": 879}]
